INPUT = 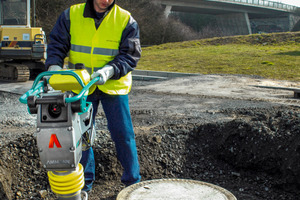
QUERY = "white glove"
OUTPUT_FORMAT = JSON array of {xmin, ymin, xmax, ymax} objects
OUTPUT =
[
  {"xmin": 45, "ymin": 65, "xmax": 62, "ymax": 81},
  {"xmin": 91, "ymin": 65, "xmax": 114, "ymax": 85},
  {"xmin": 48, "ymin": 65, "xmax": 62, "ymax": 71}
]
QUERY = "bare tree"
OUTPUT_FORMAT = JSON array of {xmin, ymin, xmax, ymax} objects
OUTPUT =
[{"xmin": 35, "ymin": 0, "xmax": 84, "ymax": 39}]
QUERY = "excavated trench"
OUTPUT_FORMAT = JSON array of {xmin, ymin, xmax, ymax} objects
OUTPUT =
[
  {"xmin": 0, "ymin": 106, "xmax": 300, "ymax": 200},
  {"xmin": 0, "ymin": 77, "xmax": 300, "ymax": 200}
]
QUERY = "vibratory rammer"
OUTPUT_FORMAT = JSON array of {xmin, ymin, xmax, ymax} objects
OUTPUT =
[{"xmin": 20, "ymin": 65, "xmax": 99, "ymax": 200}]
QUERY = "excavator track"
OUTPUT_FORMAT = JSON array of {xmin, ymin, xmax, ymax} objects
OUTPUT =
[{"xmin": 0, "ymin": 64, "xmax": 30, "ymax": 82}]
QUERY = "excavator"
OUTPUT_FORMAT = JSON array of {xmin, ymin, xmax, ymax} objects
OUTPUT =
[{"xmin": 0, "ymin": 0, "xmax": 46, "ymax": 82}]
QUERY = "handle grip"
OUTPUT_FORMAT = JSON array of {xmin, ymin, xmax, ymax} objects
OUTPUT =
[{"xmin": 19, "ymin": 70, "xmax": 100, "ymax": 104}]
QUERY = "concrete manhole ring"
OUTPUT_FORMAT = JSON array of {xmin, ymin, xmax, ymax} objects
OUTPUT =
[{"xmin": 117, "ymin": 178, "xmax": 237, "ymax": 200}]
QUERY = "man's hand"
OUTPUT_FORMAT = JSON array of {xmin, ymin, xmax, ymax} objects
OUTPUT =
[
  {"xmin": 91, "ymin": 65, "xmax": 114, "ymax": 85},
  {"xmin": 48, "ymin": 65, "xmax": 62, "ymax": 71}
]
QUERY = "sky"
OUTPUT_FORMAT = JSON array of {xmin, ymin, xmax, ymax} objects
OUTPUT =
[{"xmin": 274, "ymin": 0, "xmax": 300, "ymax": 7}]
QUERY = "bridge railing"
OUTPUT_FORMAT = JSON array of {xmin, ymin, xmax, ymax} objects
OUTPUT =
[{"xmin": 210, "ymin": 0, "xmax": 298, "ymax": 11}]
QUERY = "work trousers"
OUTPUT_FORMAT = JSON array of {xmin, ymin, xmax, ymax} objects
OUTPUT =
[{"xmin": 80, "ymin": 88, "xmax": 141, "ymax": 190}]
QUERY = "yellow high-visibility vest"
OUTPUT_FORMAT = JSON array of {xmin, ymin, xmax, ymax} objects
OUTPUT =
[{"xmin": 69, "ymin": 3, "xmax": 132, "ymax": 95}]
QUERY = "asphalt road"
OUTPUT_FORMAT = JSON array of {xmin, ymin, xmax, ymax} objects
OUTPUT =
[{"xmin": 1, "ymin": 73, "xmax": 299, "ymax": 105}]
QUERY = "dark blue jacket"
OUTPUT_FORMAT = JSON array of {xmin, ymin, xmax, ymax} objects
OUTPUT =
[{"xmin": 45, "ymin": 0, "xmax": 141, "ymax": 80}]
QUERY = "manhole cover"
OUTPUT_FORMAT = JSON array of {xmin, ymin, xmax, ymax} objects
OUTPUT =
[{"xmin": 117, "ymin": 179, "xmax": 237, "ymax": 200}]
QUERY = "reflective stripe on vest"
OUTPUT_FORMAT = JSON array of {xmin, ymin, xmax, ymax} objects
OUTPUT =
[
  {"xmin": 69, "ymin": 3, "xmax": 131, "ymax": 95},
  {"xmin": 71, "ymin": 44, "xmax": 119, "ymax": 56}
]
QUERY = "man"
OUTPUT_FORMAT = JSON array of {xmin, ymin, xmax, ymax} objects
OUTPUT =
[{"xmin": 45, "ymin": 0, "xmax": 142, "ymax": 192}]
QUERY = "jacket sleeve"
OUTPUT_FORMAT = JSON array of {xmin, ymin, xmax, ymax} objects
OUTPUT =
[
  {"xmin": 108, "ymin": 16, "xmax": 141, "ymax": 80},
  {"xmin": 45, "ymin": 9, "xmax": 71, "ymax": 69}
]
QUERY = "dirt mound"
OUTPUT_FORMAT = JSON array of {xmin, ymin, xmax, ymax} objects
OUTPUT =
[{"xmin": 197, "ymin": 108, "xmax": 300, "ymax": 189}]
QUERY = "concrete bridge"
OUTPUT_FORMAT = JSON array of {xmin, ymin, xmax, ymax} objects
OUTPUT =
[{"xmin": 155, "ymin": 0, "xmax": 300, "ymax": 35}]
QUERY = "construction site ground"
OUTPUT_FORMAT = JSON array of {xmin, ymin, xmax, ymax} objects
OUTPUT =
[{"xmin": 0, "ymin": 73, "xmax": 300, "ymax": 200}]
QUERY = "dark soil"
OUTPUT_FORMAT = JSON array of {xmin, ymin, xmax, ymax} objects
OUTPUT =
[{"xmin": 0, "ymin": 81, "xmax": 299, "ymax": 200}]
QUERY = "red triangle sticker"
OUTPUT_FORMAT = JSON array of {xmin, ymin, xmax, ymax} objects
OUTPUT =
[{"xmin": 49, "ymin": 134, "xmax": 62, "ymax": 148}]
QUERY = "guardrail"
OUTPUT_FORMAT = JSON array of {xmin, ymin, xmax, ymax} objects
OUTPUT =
[{"xmin": 207, "ymin": 0, "xmax": 298, "ymax": 11}]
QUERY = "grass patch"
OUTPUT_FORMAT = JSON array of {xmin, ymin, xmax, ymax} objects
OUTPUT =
[{"xmin": 138, "ymin": 33, "xmax": 300, "ymax": 82}]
